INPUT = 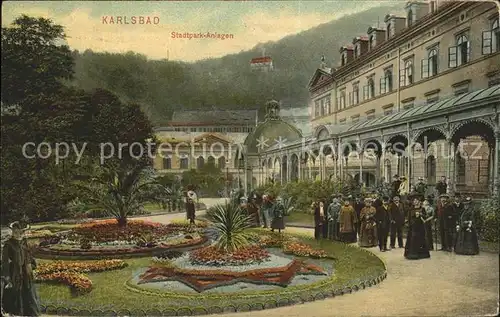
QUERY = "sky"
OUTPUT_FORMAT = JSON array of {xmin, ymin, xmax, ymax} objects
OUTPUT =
[{"xmin": 2, "ymin": 0, "xmax": 398, "ymax": 62}]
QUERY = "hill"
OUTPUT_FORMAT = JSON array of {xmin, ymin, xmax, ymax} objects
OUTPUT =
[{"xmin": 71, "ymin": 4, "xmax": 402, "ymax": 126}]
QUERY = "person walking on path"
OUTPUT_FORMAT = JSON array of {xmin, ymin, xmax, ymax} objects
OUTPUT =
[
  {"xmin": 422, "ymin": 199, "xmax": 435, "ymax": 251},
  {"xmin": 389, "ymin": 195, "xmax": 405, "ymax": 249},
  {"xmin": 271, "ymin": 197, "xmax": 285, "ymax": 233},
  {"xmin": 261, "ymin": 195, "xmax": 273, "ymax": 229},
  {"xmin": 185, "ymin": 196, "xmax": 196, "ymax": 224},
  {"xmin": 312, "ymin": 200, "xmax": 328, "ymax": 240}
]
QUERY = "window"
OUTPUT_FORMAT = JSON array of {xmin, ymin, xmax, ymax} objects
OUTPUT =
[
  {"xmin": 351, "ymin": 115, "xmax": 360, "ymax": 123},
  {"xmin": 369, "ymin": 34, "xmax": 375, "ymax": 50},
  {"xmin": 430, "ymin": 1, "xmax": 436, "ymax": 13},
  {"xmin": 400, "ymin": 59, "xmax": 414, "ymax": 86},
  {"xmin": 218, "ymin": 156, "xmax": 226, "ymax": 169},
  {"xmin": 325, "ymin": 97, "xmax": 331, "ymax": 114},
  {"xmin": 422, "ymin": 48, "xmax": 438, "ymax": 79},
  {"xmin": 453, "ymin": 81, "xmax": 470, "ymax": 96},
  {"xmin": 449, "ymin": 34, "xmax": 470, "ymax": 68},
  {"xmin": 425, "ymin": 155, "xmax": 436, "ymax": 184},
  {"xmin": 352, "ymin": 84, "xmax": 359, "ymax": 105},
  {"xmin": 197, "ymin": 156, "xmax": 205, "ymax": 169},
  {"xmin": 180, "ymin": 157, "xmax": 189, "ymax": 169},
  {"xmin": 456, "ymin": 154, "xmax": 466, "ymax": 184},
  {"xmin": 482, "ymin": 18, "xmax": 500, "ymax": 55},
  {"xmin": 380, "ymin": 69, "xmax": 392, "ymax": 94},
  {"xmin": 364, "ymin": 78, "xmax": 375, "ymax": 99},
  {"xmin": 387, "ymin": 23, "xmax": 392, "ymax": 39},
  {"xmin": 384, "ymin": 107, "xmax": 394, "ymax": 116},
  {"xmin": 314, "ymin": 100, "xmax": 320, "ymax": 117},
  {"xmin": 354, "ymin": 45, "xmax": 359, "ymax": 58},
  {"xmin": 320, "ymin": 98, "xmax": 326, "ymax": 116},
  {"xmin": 163, "ymin": 156, "xmax": 172, "ymax": 169},
  {"xmin": 366, "ymin": 111, "xmax": 375, "ymax": 120},
  {"xmin": 338, "ymin": 90, "xmax": 346, "ymax": 109},
  {"xmin": 407, "ymin": 9, "xmax": 415, "ymax": 27},
  {"xmin": 427, "ymin": 96, "xmax": 439, "ymax": 104},
  {"xmin": 341, "ymin": 54, "xmax": 346, "ymax": 66},
  {"xmin": 403, "ymin": 102, "xmax": 414, "ymax": 110}
]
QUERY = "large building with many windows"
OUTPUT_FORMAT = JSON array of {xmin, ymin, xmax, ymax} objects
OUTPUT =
[{"xmin": 240, "ymin": 0, "xmax": 499, "ymax": 197}]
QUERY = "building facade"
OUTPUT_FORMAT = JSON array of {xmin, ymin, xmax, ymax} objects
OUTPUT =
[{"xmin": 240, "ymin": 0, "xmax": 500, "ymax": 197}]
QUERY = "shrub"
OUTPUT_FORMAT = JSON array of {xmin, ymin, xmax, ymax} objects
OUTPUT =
[
  {"xmin": 206, "ymin": 202, "xmax": 253, "ymax": 252},
  {"xmin": 478, "ymin": 194, "xmax": 500, "ymax": 243}
]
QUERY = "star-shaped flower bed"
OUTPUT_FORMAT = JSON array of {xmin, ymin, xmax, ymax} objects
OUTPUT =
[{"xmin": 137, "ymin": 259, "xmax": 326, "ymax": 293}]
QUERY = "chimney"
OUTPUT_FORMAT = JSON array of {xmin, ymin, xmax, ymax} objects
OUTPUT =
[
  {"xmin": 405, "ymin": 1, "xmax": 430, "ymax": 27},
  {"xmin": 384, "ymin": 14, "xmax": 406, "ymax": 40},
  {"xmin": 339, "ymin": 46, "xmax": 354, "ymax": 66},
  {"xmin": 367, "ymin": 26, "xmax": 386, "ymax": 51},
  {"xmin": 352, "ymin": 36, "xmax": 369, "ymax": 58}
]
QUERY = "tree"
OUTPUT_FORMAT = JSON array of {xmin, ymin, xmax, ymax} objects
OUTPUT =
[{"xmin": 77, "ymin": 163, "xmax": 160, "ymax": 226}]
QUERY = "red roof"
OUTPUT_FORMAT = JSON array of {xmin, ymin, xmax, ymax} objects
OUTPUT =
[{"xmin": 251, "ymin": 56, "xmax": 272, "ymax": 63}]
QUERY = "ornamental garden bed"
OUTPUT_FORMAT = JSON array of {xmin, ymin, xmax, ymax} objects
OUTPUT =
[
  {"xmin": 37, "ymin": 229, "xmax": 386, "ymax": 315},
  {"xmin": 35, "ymin": 219, "xmax": 209, "ymax": 259}
]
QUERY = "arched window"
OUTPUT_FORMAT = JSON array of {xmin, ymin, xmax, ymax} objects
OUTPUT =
[
  {"xmin": 493, "ymin": 18, "xmax": 499, "ymax": 53},
  {"xmin": 218, "ymin": 156, "xmax": 226, "ymax": 169},
  {"xmin": 386, "ymin": 23, "xmax": 392, "ymax": 39},
  {"xmin": 197, "ymin": 156, "xmax": 205, "ymax": 169},
  {"xmin": 180, "ymin": 157, "xmax": 189, "ymax": 169},
  {"xmin": 207, "ymin": 156, "xmax": 216, "ymax": 167},
  {"xmin": 368, "ymin": 78, "xmax": 375, "ymax": 99},
  {"xmin": 405, "ymin": 60, "xmax": 413, "ymax": 85},
  {"xmin": 369, "ymin": 35, "xmax": 375, "ymax": 50},
  {"xmin": 407, "ymin": 9, "xmax": 414, "ymax": 27},
  {"xmin": 339, "ymin": 90, "xmax": 346, "ymax": 109},
  {"xmin": 425, "ymin": 155, "xmax": 436, "ymax": 184},
  {"xmin": 456, "ymin": 34, "xmax": 470, "ymax": 66},
  {"xmin": 428, "ymin": 49, "xmax": 438, "ymax": 76},
  {"xmin": 163, "ymin": 157, "xmax": 172, "ymax": 170}
]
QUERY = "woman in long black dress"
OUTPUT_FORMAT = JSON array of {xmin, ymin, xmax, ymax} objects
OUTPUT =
[
  {"xmin": 454, "ymin": 197, "xmax": 479, "ymax": 255},
  {"xmin": 404, "ymin": 196, "xmax": 430, "ymax": 260}
]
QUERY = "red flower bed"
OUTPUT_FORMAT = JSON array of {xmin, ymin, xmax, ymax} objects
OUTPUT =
[
  {"xmin": 70, "ymin": 220, "xmax": 174, "ymax": 243},
  {"xmin": 35, "ymin": 259, "xmax": 127, "ymax": 294},
  {"xmin": 189, "ymin": 245, "xmax": 270, "ymax": 266},
  {"xmin": 282, "ymin": 242, "xmax": 328, "ymax": 258}
]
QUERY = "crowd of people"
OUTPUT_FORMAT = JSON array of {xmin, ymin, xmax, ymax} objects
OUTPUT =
[
  {"xmin": 226, "ymin": 173, "xmax": 480, "ymax": 261},
  {"xmin": 310, "ymin": 174, "xmax": 480, "ymax": 259}
]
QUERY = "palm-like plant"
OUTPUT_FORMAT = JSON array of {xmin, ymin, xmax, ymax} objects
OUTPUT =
[
  {"xmin": 77, "ymin": 164, "xmax": 160, "ymax": 226},
  {"xmin": 281, "ymin": 197, "xmax": 295, "ymax": 216},
  {"xmin": 206, "ymin": 202, "xmax": 253, "ymax": 252}
]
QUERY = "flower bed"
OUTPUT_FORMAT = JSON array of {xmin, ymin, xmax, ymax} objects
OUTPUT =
[
  {"xmin": 35, "ymin": 259, "xmax": 127, "ymax": 294},
  {"xmin": 137, "ymin": 259, "xmax": 326, "ymax": 292},
  {"xmin": 282, "ymin": 242, "xmax": 329, "ymax": 259},
  {"xmin": 189, "ymin": 245, "xmax": 270, "ymax": 266},
  {"xmin": 26, "ymin": 229, "xmax": 56, "ymax": 239}
]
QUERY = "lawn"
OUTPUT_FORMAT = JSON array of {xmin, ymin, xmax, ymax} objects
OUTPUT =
[
  {"xmin": 286, "ymin": 212, "xmax": 315, "ymax": 227},
  {"xmin": 37, "ymin": 229, "xmax": 386, "ymax": 315}
]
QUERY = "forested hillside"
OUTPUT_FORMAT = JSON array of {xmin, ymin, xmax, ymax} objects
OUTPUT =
[{"xmin": 71, "ymin": 4, "xmax": 401, "ymax": 126}]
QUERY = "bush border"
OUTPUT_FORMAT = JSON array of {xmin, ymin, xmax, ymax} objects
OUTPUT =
[{"xmin": 39, "ymin": 234, "xmax": 387, "ymax": 316}]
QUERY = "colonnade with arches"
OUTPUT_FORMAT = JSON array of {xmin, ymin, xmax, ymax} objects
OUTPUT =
[{"xmin": 257, "ymin": 118, "xmax": 500, "ymax": 196}]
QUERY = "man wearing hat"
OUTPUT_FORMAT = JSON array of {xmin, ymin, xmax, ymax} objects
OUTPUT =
[
  {"xmin": 437, "ymin": 194, "xmax": 454, "ymax": 252},
  {"xmin": 359, "ymin": 198, "xmax": 378, "ymax": 247},
  {"xmin": 353, "ymin": 195, "xmax": 364, "ymax": 237},
  {"xmin": 435, "ymin": 176, "xmax": 447, "ymax": 196},
  {"xmin": 389, "ymin": 195, "xmax": 406, "ymax": 249},
  {"xmin": 2, "ymin": 221, "xmax": 41, "ymax": 316},
  {"xmin": 391, "ymin": 175, "xmax": 402, "ymax": 198},
  {"xmin": 327, "ymin": 197, "xmax": 341, "ymax": 241},
  {"xmin": 375, "ymin": 196, "xmax": 391, "ymax": 252},
  {"xmin": 454, "ymin": 197, "xmax": 479, "ymax": 255},
  {"xmin": 415, "ymin": 177, "xmax": 427, "ymax": 196}
]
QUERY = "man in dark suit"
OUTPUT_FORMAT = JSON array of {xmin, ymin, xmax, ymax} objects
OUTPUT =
[
  {"xmin": 437, "ymin": 194, "xmax": 455, "ymax": 252},
  {"xmin": 376, "ymin": 196, "xmax": 391, "ymax": 252},
  {"xmin": 391, "ymin": 175, "xmax": 402, "ymax": 198},
  {"xmin": 435, "ymin": 176, "xmax": 447, "ymax": 196},
  {"xmin": 389, "ymin": 195, "xmax": 405, "ymax": 249},
  {"xmin": 353, "ymin": 195, "xmax": 364, "ymax": 237}
]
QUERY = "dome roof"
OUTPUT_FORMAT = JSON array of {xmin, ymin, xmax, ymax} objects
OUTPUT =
[{"xmin": 244, "ymin": 118, "xmax": 303, "ymax": 153}]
